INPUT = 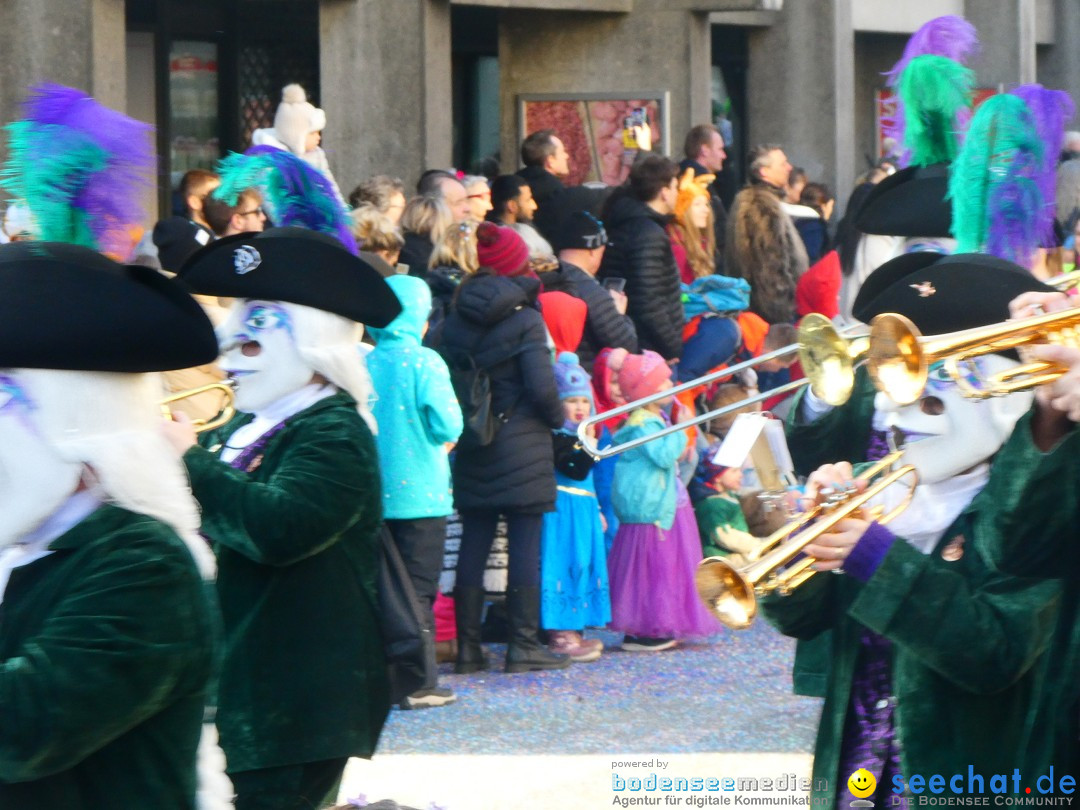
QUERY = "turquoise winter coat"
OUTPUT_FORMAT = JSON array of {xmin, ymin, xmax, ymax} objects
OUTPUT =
[
  {"xmin": 611, "ymin": 408, "xmax": 686, "ymax": 529},
  {"xmin": 367, "ymin": 275, "xmax": 464, "ymax": 519}
]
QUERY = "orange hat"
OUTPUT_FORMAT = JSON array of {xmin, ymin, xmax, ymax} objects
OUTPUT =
[{"xmin": 674, "ymin": 168, "xmax": 715, "ymax": 222}]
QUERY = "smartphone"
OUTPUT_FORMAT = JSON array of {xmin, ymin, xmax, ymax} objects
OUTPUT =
[
  {"xmin": 631, "ymin": 106, "xmax": 648, "ymax": 128},
  {"xmin": 603, "ymin": 277, "xmax": 626, "ymax": 293}
]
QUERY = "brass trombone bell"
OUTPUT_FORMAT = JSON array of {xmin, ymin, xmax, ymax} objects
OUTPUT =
[
  {"xmin": 160, "ymin": 381, "xmax": 237, "ymax": 433},
  {"xmin": 867, "ymin": 308, "xmax": 1080, "ymax": 405},
  {"xmin": 695, "ymin": 450, "xmax": 917, "ymax": 630},
  {"xmin": 577, "ymin": 314, "xmax": 867, "ymax": 460}
]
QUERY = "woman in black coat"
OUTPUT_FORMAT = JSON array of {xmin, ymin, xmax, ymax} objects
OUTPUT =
[{"xmin": 439, "ymin": 268, "xmax": 569, "ymax": 673}]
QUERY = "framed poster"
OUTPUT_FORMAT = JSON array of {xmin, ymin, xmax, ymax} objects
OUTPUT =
[{"xmin": 518, "ymin": 92, "xmax": 670, "ymax": 187}]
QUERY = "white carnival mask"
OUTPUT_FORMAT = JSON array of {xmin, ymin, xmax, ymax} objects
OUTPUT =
[
  {"xmin": 876, "ymin": 355, "xmax": 1033, "ymax": 485},
  {"xmin": 219, "ymin": 300, "xmax": 316, "ymax": 413},
  {"xmin": 0, "ymin": 373, "xmax": 83, "ymax": 549}
]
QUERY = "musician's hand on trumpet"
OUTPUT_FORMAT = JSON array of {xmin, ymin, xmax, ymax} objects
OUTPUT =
[
  {"xmin": 1007, "ymin": 291, "xmax": 1080, "ymax": 444},
  {"xmin": 801, "ymin": 462, "xmax": 870, "ymax": 573},
  {"xmin": 161, "ymin": 409, "xmax": 198, "ymax": 455}
]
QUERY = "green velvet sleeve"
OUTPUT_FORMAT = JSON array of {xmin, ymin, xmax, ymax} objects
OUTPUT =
[
  {"xmin": 0, "ymin": 524, "xmax": 207, "ymax": 781},
  {"xmin": 184, "ymin": 413, "xmax": 381, "ymax": 567},
  {"xmin": 849, "ymin": 537, "xmax": 1061, "ymax": 695},
  {"xmin": 760, "ymin": 568, "xmax": 844, "ymax": 641},
  {"xmin": 785, "ymin": 365, "xmax": 878, "ymax": 476},
  {"xmin": 976, "ymin": 409, "xmax": 1080, "ymax": 578}
]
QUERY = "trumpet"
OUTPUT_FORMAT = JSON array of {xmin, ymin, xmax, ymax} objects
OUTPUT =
[
  {"xmin": 160, "ymin": 381, "xmax": 237, "ymax": 433},
  {"xmin": 695, "ymin": 450, "xmax": 917, "ymax": 630},
  {"xmin": 867, "ymin": 307, "xmax": 1080, "ymax": 405},
  {"xmin": 578, "ymin": 314, "xmax": 868, "ymax": 459}
]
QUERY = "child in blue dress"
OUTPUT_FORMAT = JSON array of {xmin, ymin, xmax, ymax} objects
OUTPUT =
[{"xmin": 540, "ymin": 352, "xmax": 611, "ymax": 662}]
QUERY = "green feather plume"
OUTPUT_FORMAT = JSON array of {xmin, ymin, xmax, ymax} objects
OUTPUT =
[
  {"xmin": 899, "ymin": 55, "xmax": 974, "ymax": 167},
  {"xmin": 948, "ymin": 93, "xmax": 1043, "ymax": 263},
  {"xmin": 0, "ymin": 121, "xmax": 108, "ymax": 248}
]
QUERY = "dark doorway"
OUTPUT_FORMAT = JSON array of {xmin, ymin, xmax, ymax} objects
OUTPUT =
[
  {"xmin": 711, "ymin": 24, "xmax": 749, "ymax": 207},
  {"xmin": 451, "ymin": 6, "xmax": 500, "ymax": 177}
]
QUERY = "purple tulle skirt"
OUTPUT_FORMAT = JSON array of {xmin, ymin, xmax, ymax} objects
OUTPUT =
[{"xmin": 606, "ymin": 481, "xmax": 724, "ymax": 639}]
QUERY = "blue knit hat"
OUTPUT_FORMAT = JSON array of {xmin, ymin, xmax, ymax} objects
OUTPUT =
[{"xmin": 553, "ymin": 351, "xmax": 593, "ymax": 403}]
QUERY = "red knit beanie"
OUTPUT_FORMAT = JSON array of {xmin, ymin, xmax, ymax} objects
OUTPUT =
[
  {"xmin": 617, "ymin": 350, "xmax": 672, "ymax": 404},
  {"xmin": 476, "ymin": 221, "xmax": 531, "ymax": 277}
]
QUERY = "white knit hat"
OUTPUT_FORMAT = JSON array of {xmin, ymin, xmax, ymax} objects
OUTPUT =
[{"xmin": 273, "ymin": 84, "xmax": 327, "ymax": 156}]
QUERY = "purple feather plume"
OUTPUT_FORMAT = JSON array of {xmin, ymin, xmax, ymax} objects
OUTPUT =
[
  {"xmin": 1010, "ymin": 84, "xmax": 1076, "ymax": 244},
  {"xmin": 883, "ymin": 16, "xmax": 980, "ymax": 167},
  {"xmin": 19, "ymin": 83, "xmax": 153, "ymax": 259}
]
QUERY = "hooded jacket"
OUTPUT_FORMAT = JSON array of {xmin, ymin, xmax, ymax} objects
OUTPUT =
[
  {"xmin": 367, "ymin": 275, "xmax": 464, "ymax": 519},
  {"xmin": 598, "ymin": 194, "xmax": 685, "ymax": 361},
  {"xmin": 439, "ymin": 274, "xmax": 563, "ymax": 513}
]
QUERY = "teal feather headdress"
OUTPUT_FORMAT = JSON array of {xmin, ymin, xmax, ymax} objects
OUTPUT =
[
  {"xmin": 213, "ymin": 147, "xmax": 357, "ymax": 254},
  {"xmin": 948, "ymin": 94, "xmax": 1043, "ymax": 267},
  {"xmin": 0, "ymin": 83, "xmax": 153, "ymax": 259},
  {"xmin": 899, "ymin": 55, "xmax": 974, "ymax": 168}
]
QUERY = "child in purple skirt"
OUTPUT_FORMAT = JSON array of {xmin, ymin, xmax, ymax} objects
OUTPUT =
[{"xmin": 607, "ymin": 351, "xmax": 723, "ymax": 651}]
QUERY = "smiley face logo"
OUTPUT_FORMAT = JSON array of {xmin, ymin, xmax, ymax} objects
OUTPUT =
[{"xmin": 848, "ymin": 768, "xmax": 876, "ymax": 799}]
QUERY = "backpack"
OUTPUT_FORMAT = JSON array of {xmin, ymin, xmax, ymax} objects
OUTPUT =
[{"xmin": 440, "ymin": 346, "xmax": 525, "ymax": 448}]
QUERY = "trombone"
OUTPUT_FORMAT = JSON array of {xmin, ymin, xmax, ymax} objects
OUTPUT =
[
  {"xmin": 695, "ymin": 450, "xmax": 917, "ymax": 629},
  {"xmin": 160, "ymin": 381, "xmax": 237, "ymax": 433},
  {"xmin": 867, "ymin": 307, "xmax": 1080, "ymax": 405},
  {"xmin": 577, "ymin": 314, "xmax": 867, "ymax": 459}
]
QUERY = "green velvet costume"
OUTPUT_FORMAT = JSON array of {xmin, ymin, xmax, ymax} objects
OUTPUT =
[
  {"xmin": 782, "ymin": 365, "xmax": 880, "ymax": 697},
  {"xmin": 975, "ymin": 410, "xmax": 1080, "ymax": 777},
  {"xmin": 0, "ymin": 506, "xmax": 216, "ymax": 809},
  {"xmin": 185, "ymin": 391, "xmax": 390, "ymax": 774},
  {"xmin": 762, "ymin": 478, "xmax": 1062, "ymax": 806}
]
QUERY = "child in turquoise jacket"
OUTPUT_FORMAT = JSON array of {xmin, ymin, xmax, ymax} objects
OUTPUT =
[
  {"xmin": 367, "ymin": 274, "xmax": 463, "ymax": 709},
  {"xmin": 607, "ymin": 351, "xmax": 722, "ymax": 651}
]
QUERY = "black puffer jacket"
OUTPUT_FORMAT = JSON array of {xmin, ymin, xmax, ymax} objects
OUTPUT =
[
  {"xmin": 598, "ymin": 194, "xmax": 685, "ymax": 361},
  {"xmin": 440, "ymin": 274, "xmax": 563, "ymax": 513},
  {"xmin": 400, "ymin": 231, "xmax": 434, "ymax": 279},
  {"xmin": 539, "ymin": 260, "xmax": 638, "ymax": 373}
]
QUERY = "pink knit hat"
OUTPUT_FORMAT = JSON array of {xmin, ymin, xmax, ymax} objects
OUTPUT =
[
  {"xmin": 617, "ymin": 350, "xmax": 672, "ymax": 404},
  {"xmin": 476, "ymin": 221, "xmax": 531, "ymax": 277}
]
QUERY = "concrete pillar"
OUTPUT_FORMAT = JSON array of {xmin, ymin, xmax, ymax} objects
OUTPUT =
[
  {"xmin": 746, "ymin": 0, "xmax": 856, "ymax": 208},
  {"xmin": 965, "ymin": 0, "xmax": 1037, "ymax": 88},
  {"xmin": 320, "ymin": 0, "xmax": 453, "ymax": 193},
  {"xmin": 498, "ymin": 0, "xmax": 712, "ymax": 174},
  {"xmin": 1037, "ymin": 0, "xmax": 1080, "ymax": 117},
  {"xmin": 0, "ymin": 0, "xmax": 125, "ymax": 132}
]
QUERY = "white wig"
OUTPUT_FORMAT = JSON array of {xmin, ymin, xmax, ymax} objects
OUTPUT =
[
  {"xmin": 19, "ymin": 368, "xmax": 216, "ymax": 578},
  {"xmin": 279, "ymin": 301, "xmax": 377, "ymax": 433}
]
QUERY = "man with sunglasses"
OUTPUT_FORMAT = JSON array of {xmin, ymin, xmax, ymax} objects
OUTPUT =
[{"xmin": 204, "ymin": 188, "xmax": 268, "ymax": 237}]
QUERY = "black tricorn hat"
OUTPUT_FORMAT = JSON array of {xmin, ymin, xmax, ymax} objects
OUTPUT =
[
  {"xmin": 853, "ymin": 252, "xmax": 1054, "ymax": 336},
  {"xmin": 177, "ymin": 227, "xmax": 403, "ymax": 327},
  {"xmin": 0, "ymin": 241, "xmax": 219, "ymax": 372},
  {"xmin": 854, "ymin": 163, "xmax": 952, "ymax": 238}
]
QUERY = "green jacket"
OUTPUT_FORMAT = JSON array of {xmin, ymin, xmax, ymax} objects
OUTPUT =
[
  {"xmin": 975, "ymin": 410, "xmax": 1080, "ymax": 777},
  {"xmin": 785, "ymin": 364, "xmax": 879, "ymax": 478},
  {"xmin": 186, "ymin": 391, "xmax": 390, "ymax": 773},
  {"xmin": 783, "ymin": 365, "xmax": 879, "ymax": 697},
  {"xmin": 694, "ymin": 491, "xmax": 749, "ymax": 558},
  {"xmin": 762, "ymin": 485, "xmax": 1061, "ymax": 807},
  {"xmin": 0, "ymin": 506, "xmax": 216, "ymax": 809}
]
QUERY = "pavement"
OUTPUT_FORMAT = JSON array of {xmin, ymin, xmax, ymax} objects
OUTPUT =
[{"xmin": 336, "ymin": 621, "xmax": 822, "ymax": 810}]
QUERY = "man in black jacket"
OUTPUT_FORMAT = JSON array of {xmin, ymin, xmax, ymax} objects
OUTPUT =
[
  {"xmin": 598, "ymin": 156, "xmax": 684, "ymax": 363},
  {"xmin": 540, "ymin": 211, "xmax": 639, "ymax": 374},
  {"xmin": 516, "ymin": 129, "xmax": 569, "ymax": 243}
]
